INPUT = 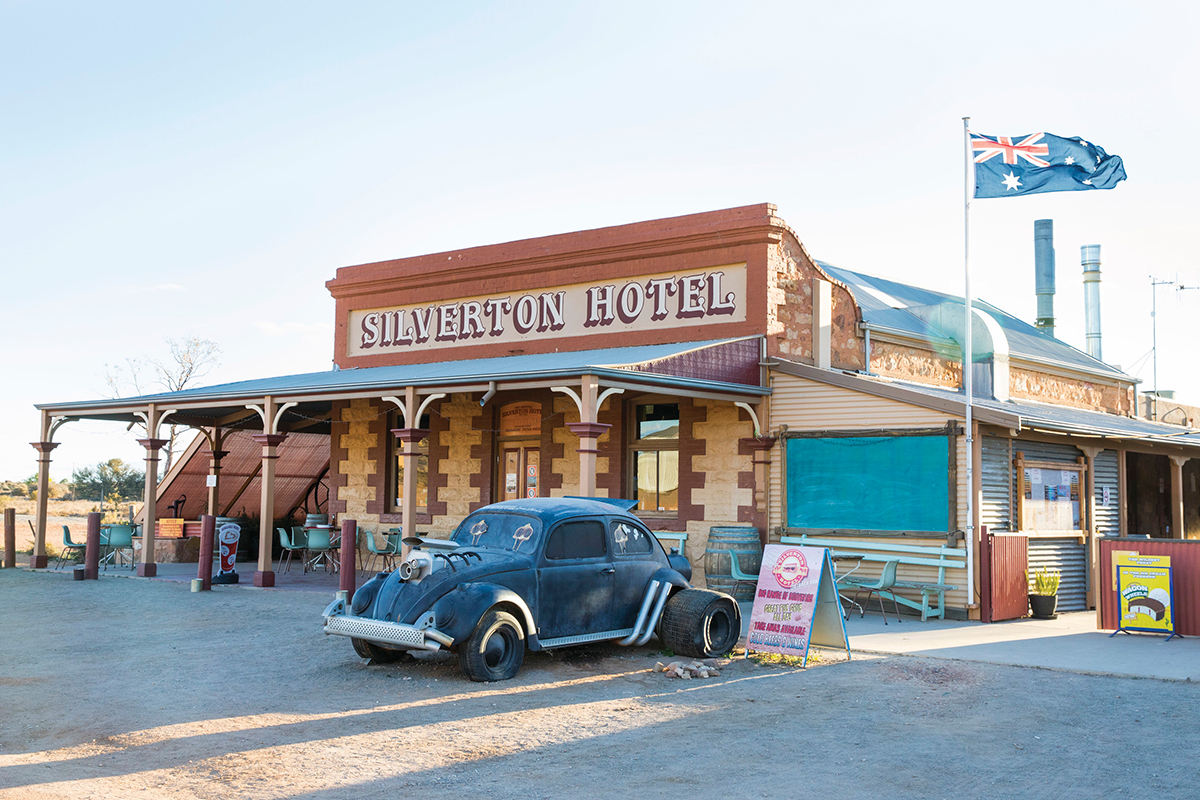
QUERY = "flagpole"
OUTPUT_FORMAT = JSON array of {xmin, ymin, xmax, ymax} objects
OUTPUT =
[{"xmin": 962, "ymin": 116, "xmax": 975, "ymax": 613}]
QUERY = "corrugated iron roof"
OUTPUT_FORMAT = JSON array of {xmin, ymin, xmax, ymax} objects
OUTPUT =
[
  {"xmin": 38, "ymin": 338, "xmax": 769, "ymax": 417},
  {"xmin": 155, "ymin": 430, "xmax": 330, "ymax": 522},
  {"xmin": 819, "ymin": 262, "xmax": 1131, "ymax": 381}
]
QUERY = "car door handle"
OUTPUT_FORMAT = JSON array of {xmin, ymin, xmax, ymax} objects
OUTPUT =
[{"xmin": 598, "ymin": 566, "xmax": 615, "ymax": 575}]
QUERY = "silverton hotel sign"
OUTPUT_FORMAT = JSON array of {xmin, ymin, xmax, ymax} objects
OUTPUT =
[{"xmin": 348, "ymin": 264, "xmax": 748, "ymax": 356}]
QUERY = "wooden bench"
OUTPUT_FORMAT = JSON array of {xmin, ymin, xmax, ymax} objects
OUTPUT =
[
  {"xmin": 780, "ymin": 535, "xmax": 966, "ymax": 621},
  {"xmin": 653, "ymin": 531, "xmax": 688, "ymax": 555}
]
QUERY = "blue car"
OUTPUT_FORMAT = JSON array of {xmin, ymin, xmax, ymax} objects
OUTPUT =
[{"xmin": 322, "ymin": 497, "xmax": 741, "ymax": 681}]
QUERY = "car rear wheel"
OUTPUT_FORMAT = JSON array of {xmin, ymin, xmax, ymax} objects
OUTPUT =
[
  {"xmin": 659, "ymin": 588, "xmax": 741, "ymax": 658},
  {"xmin": 352, "ymin": 637, "xmax": 412, "ymax": 663},
  {"xmin": 458, "ymin": 608, "xmax": 525, "ymax": 682}
]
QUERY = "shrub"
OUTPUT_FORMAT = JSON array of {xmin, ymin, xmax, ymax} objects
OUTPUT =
[{"xmin": 1028, "ymin": 567, "xmax": 1061, "ymax": 596}]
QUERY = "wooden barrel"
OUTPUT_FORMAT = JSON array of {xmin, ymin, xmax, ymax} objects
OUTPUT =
[{"xmin": 704, "ymin": 526, "xmax": 762, "ymax": 601}]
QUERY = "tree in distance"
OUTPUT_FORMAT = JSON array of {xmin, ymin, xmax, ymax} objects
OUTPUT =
[
  {"xmin": 71, "ymin": 459, "xmax": 145, "ymax": 502},
  {"xmin": 105, "ymin": 335, "xmax": 222, "ymax": 473}
]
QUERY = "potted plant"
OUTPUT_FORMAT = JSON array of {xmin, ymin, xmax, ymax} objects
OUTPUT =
[{"xmin": 1027, "ymin": 567, "xmax": 1061, "ymax": 619}]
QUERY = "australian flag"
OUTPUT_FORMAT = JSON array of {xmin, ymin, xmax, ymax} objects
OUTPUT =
[{"xmin": 971, "ymin": 131, "xmax": 1126, "ymax": 198}]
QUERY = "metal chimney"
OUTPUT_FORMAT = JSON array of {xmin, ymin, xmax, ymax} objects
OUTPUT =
[
  {"xmin": 1034, "ymin": 219, "xmax": 1056, "ymax": 337},
  {"xmin": 1081, "ymin": 244, "xmax": 1102, "ymax": 360}
]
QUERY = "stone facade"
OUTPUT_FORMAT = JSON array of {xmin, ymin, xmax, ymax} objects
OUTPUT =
[
  {"xmin": 766, "ymin": 233, "xmax": 864, "ymax": 370},
  {"xmin": 1010, "ymin": 366, "xmax": 1127, "ymax": 414},
  {"xmin": 871, "ymin": 340, "xmax": 962, "ymax": 388}
]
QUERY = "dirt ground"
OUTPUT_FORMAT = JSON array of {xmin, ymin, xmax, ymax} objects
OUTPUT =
[{"xmin": 1, "ymin": 568, "xmax": 1198, "ymax": 800}]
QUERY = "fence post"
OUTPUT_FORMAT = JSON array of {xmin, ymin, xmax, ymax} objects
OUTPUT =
[
  {"xmin": 84, "ymin": 512, "xmax": 101, "ymax": 580},
  {"xmin": 340, "ymin": 519, "xmax": 357, "ymax": 596},
  {"xmin": 2, "ymin": 508, "xmax": 14, "ymax": 569},
  {"xmin": 197, "ymin": 515, "xmax": 215, "ymax": 591}
]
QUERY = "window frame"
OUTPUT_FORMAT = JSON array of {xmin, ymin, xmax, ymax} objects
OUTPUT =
[
  {"xmin": 386, "ymin": 411, "xmax": 430, "ymax": 515},
  {"xmin": 626, "ymin": 396, "xmax": 681, "ymax": 519}
]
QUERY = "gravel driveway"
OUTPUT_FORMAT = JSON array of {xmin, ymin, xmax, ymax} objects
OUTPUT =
[{"xmin": 1, "ymin": 568, "xmax": 1197, "ymax": 799}]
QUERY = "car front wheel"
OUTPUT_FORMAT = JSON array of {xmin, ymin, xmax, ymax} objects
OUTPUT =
[
  {"xmin": 458, "ymin": 608, "xmax": 525, "ymax": 682},
  {"xmin": 659, "ymin": 588, "xmax": 741, "ymax": 658},
  {"xmin": 352, "ymin": 637, "xmax": 412, "ymax": 664}
]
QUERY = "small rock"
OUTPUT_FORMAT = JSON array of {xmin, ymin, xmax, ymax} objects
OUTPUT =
[
  {"xmin": 679, "ymin": 670, "xmax": 692, "ymax": 679},
  {"xmin": 653, "ymin": 662, "xmax": 665, "ymax": 673}
]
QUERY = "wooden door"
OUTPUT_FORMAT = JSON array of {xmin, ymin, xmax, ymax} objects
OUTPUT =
[{"xmin": 500, "ymin": 443, "xmax": 540, "ymax": 501}]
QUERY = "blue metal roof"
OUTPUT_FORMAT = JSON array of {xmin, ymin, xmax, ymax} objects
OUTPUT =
[
  {"xmin": 819, "ymin": 262, "xmax": 1131, "ymax": 381},
  {"xmin": 38, "ymin": 338, "xmax": 768, "ymax": 413}
]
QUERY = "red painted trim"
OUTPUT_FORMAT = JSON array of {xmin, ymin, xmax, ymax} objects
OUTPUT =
[
  {"xmin": 250, "ymin": 434, "xmax": 288, "ymax": 447},
  {"xmin": 566, "ymin": 422, "xmax": 611, "ymax": 440},
  {"xmin": 30, "ymin": 442, "xmax": 60, "ymax": 454},
  {"xmin": 137, "ymin": 438, "xmax": 170, "ymax": 450},
  {"xmin": 254, "ymin": 570, "xmax": 276, "ymax": 588},
  {"xmin": 137, "ymin": 563, "xmax": 157, "ymax": 578}
]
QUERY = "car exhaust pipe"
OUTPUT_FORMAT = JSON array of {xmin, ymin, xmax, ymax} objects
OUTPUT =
[
  {"xmin": 618, "ymin": 580, "xmax": 660, "ymax": 645},
  {"xmin": 634, "ymin": 582, "xmax": 673, "ymax": 646}
]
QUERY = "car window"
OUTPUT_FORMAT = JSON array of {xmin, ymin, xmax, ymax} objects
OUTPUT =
[
  {"xmin": 610, "ymin": 520, "xmax": 654, "ymax": 555},
  {"xmin": 544, "ymin": 520, "xmax": 607, "ymax": 560},
  {"xmin": 451, "ymin": 512, "xmax": 542, "ymax": 553}
]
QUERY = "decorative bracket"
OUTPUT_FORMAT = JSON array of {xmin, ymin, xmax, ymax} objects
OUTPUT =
[
  {"xmin": 551, "ymin": 385, "xmax": 583, "ymax": 416},
  {"xmin": 383, "ymin": 393, "xmax": 446, "ymax": 426},
  {"xmin": 734, "ymin": 402, "xmax": 762, "ymax": 437},
  {"xmin": 246, "ymin": 402, "xmax": 297, "ymax": 434},
  {"xmin": 134, "ymin": 408, "xmax": 179, "ymax": 439}
]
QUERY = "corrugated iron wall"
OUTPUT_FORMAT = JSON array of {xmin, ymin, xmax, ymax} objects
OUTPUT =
[
  {"xmin": 1028, "ymin": 537, "xmax": 1088, "ymax": 611},
  {"xmin": 1100, "ymin": 538, "xmax": 1200, "ymax": 636},
  {"xmin": 981, "ymin": 436, "xmax": 1012, "ymax": 531},
  {"xmin": 982, "ymin": 532, "xmax": 1029, "ymax": 621},
  {"xmin": 1092, "ymin": 449, "xmax": 1121, "ymax": 537}
]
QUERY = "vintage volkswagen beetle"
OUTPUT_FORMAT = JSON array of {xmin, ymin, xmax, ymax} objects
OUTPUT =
[{"xmin": 322, "ymin": 497, "xmax": 741, "ymax": 681}]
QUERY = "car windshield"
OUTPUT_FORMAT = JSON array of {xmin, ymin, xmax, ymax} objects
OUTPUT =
[{"xmin": 451, "ymin": 512, "xmax": 544, "ymax": 553}]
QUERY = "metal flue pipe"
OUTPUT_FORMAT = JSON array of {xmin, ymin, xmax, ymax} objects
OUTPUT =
[
  {"xmin": 1081, "ymin": 244, "xmax": 1102, "ymax": 360},
  {"xmin": 1034, "ymin": 219, "xmax": 1056, "ymax": 338}
]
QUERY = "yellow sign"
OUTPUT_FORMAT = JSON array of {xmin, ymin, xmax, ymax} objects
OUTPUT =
[
  {"xmin": 1113, "ymin": 552, "xmax": 1175, "ymax": 638},
  {"xmin": 158, "ymin": 518, "xmax": 185, "ymax": 539}
]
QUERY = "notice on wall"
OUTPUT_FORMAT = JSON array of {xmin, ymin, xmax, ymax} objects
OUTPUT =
[
  {"xmin": 1111, "ymin": 551, "xmax": 1176, "ymax": 639},
  {"xmin": 746, "ymin": 545, "xmax": 849, "ymax": 666},
  {"xmin": 1022, "ymin": 467, "xmax": 1080, "ymax": 531}
]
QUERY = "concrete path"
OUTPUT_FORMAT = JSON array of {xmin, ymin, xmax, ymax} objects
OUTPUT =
[{"xmin": 740, "ymin": 600, "xmax": 1199, "ymax": 681}]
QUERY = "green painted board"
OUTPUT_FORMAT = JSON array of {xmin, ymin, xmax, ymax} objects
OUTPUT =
[{"xmin": 786, "ymin": 435, "xmax": 949, "ymax": 531}]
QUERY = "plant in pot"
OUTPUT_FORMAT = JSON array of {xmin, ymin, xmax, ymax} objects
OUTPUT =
[{"xmin": 1027, "ymin": 567, "xmax": 1061, "ymax": 619}]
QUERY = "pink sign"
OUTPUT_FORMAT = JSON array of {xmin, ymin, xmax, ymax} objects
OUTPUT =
[{"xmin": 746, "ymin": 544, "xmax": 827, "ymax": 660}]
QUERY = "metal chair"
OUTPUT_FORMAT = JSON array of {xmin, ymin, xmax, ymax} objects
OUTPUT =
[
  {"xmin": 101, "ymin": 525, "xmax": 135, "ymax": 570},
  {"xmin": 842, "ymin": 559, "xmax": 902, "ymax": 625},
  {"xmin": 363, "ymin": 531, "xmax": 400, "ymax": 574},
  {"xmin": 56, "ymin": 525, "xmax": 86, "ymax": 569},
  {"xmin": 726, "ymin": 549, "xmax": 759, "ymax": 596},
  {"xmin": 278, "ymin": 527, "xmax": 306, "ymax": 573},
  {"xmin": 304, "ymin": 527, "xmax": 335, "ymax": 573}
]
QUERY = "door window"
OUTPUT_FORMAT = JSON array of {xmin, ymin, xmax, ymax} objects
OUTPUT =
[
  {"xmin": 610, "ymin": 521, "xmax": 654, "ymax": 555},
  {"xmin": 544, "ymin": 520, "xmax": 607, "ymax": 561}
]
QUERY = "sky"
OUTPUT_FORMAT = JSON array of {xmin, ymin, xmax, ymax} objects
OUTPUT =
[{"xmin": 2, "ymin": 1, "xmax": 1198, "ymax": 481}]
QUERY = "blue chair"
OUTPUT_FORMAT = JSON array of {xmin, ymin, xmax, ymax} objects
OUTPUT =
[
  {"xmin": 304, "ymin": 528, "xmax": 335, "ymax": 573},
  {"xmin": 842, "ymin": 559, "xmax": 902, "ymax": 625},
  {"xmin": 101, "ymin": 525, "xmax": 135, "ymax": 570},
  {"xmin": 56, "ymin": 525, "xmax": 86, "ymax": 569},
  {"xmin": 364, "ymin": 531, "xmax": 400, "ymax": 574},
  {"xmin": 727, "ymin": 549, "xmax": 759, "ymax": 596},
  {"xmin": 278, "ymin": 527, "xmax": 306, "ymax": 573}
]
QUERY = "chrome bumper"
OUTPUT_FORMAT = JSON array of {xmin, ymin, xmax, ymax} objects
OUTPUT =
[{"xmin": 322, "ymin": 597, "xmax": 453, "ymax": 652}]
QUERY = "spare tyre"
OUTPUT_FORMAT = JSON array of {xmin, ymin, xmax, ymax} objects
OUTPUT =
[{"xmin": 659, "ymin": 588, "xmax": 740, "ymax": 658}]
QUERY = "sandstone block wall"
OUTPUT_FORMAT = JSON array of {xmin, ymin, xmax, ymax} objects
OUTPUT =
[{"xmin": 767, "ymin": 235, "xmax": 864, "ymax": 370}]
